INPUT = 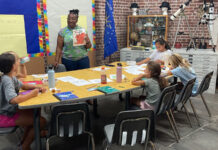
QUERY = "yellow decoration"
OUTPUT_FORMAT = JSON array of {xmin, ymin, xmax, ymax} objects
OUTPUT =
[
  {"xmin": 61, "ymin": 15, "xmax": 87, "ymax": 30},
  {"xmin": 0, "ymin": 15, "xmax": 27, "ymax": 57}
]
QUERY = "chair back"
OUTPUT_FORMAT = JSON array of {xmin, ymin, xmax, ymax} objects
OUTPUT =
[
  {"xmin": 49, "ymin": 103, "xmax": 90, "ymax": 137},
  {"xmin": 156, "ymin": 84, "xmax": 177, "ymax": 116},
  {"xmin": 112, "ymin": 110, "xmax": 153, "ymax": 149},
  {"xmin": 197, "ymin": 71, "xmax": 213, "ymax": 95},
  {"xmin": 175, "ymin": 78, "xmax": 196, "ymax": 107},
  {"xmin": 55, "ymin": 64, "xmax": 66, "ymax": 72},
  {"xmin": 46, "ymin": 131, "xmax": 95, "ymax": 150}
]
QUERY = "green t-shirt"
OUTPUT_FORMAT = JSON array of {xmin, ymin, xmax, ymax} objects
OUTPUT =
[
  {"xmin": 59, "ymin": 25, "xmax": 88, "ymax": 61},
  {"xmin": 142, "ymin": 78, "xmax": 161, "ymax": 110}
]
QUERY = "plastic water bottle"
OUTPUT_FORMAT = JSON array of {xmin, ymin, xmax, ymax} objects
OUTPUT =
[
  {"xmin": 116, "ymin": 63, "xmax": 122, "ymax": 83},
  {"xmin": 48, "ymin": 65, "xmax": 55, "ymax": 89},
  {"xmin": 20, "ymin": 56, "xmax": 30, "ymax": 64},
  {"xmin": 101, "ymin": 67, "xmax": 107, "ymax": 84},
  {"xmin": 152, "ymin": 40, "xmax": 156, "ymax": 50}
]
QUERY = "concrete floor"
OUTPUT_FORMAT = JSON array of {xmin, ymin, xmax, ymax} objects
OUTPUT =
[{"xmin": 0, "ymin": 90, "xmax": 218, "ymax": 150}]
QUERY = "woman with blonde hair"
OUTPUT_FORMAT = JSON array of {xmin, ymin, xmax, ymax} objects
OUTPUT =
[{"xmin": 167, "ymin": 53, "xmax": 198, "ymax": 94}]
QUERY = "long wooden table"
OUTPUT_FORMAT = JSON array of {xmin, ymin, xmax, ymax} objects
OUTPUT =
[
  {"xmin": 19, "ymin": 62, "xmax": 174, "ymax": 150},
  {"xmin": 19, "ymin": 62, "xmax": 145, "ymax": 150}
]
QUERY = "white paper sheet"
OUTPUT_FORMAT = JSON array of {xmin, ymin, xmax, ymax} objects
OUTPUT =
[
  {"xmin": 69, "ymin": 79, "xmax": 91, "ymax": 86},
  {"xmin": 32, "ymin": 74, "xmax": 48, "ymax": 78},
  {"xmin": 57, "ymin": 76, "xmax": 91, "ymax": 86},
  {"xmin": 109, "ymin": 74, "xmax": 126, "ymax": 80},
  {"xmin": 57, "ymin": 76, "xmax": 79, "ymax": 82},
  {"xmin": 92, "ymin": 67, "xmax": 110, "ymax": 71},
  {"xmin": 88, "ymin": 78, "xmax": 113, "ymax": 84}
]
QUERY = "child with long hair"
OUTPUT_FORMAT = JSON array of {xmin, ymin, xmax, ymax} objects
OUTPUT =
[
  {"xmin": 132, "ymin": 61, "xmax": 168, "ymax": 112},
  {"xmin": 137, "ymin": 38, "xmax": 172, "ymax": 65},
  {"xmin": 0, "ymin": 53, "xmax": 46, "ymax": 150},
  {"xmin": 167, "ymin": 53, "xmax": 198, "ymax": 94}
]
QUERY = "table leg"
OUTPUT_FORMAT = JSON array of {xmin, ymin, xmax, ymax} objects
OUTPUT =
[
  {"xmin": 173, "ymin": 77, "xmax": 177, "ymax": 85},
  {"xmin": 125, "ymin": 91, "xmax": 131, "ymax": 110},
  {"xmin": 119, "ymin": 93, "xmax": 123, "ymax": 101},
  {"xmin": 34, "ymin": 108, "xmax": 41, "ymax": 150},
  {"xmin": 93, "ymin": 99, "xmax": 99, "ymax": 118}
]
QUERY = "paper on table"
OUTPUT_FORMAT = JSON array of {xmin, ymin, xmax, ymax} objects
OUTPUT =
[
  {"xmin": 138, "ymin": 64, "xmax": 147, "ymax": 69},
  {"xmin": 57, "ymin": 76, "xmax": 91, "ymax": 86},
  {"xmin": 69, "ymin": 79, "xmax": 91, "ymax": 86},
  {"xmin": 125, "ymin": 69, "xmax": 144, "ymax": 75},
  {"xmin": 92, "ymin": 67, "xmax": 110, "ymax": 71},
  {"xmin": 123, "ymin": 64, "xmax": 146, "ymax": 75},
  {"xmin": 57, "ymin": 76, "xmax": 79, "ymax": 82},
  {"xmin": 110, "ymin": 74, "xmax": 126, "ymax": 80},
  {"xmin": 88, "ymin": 78, "xmax": 113, "ymax": 84},
  {"xmin": 32, "ymin": 74, "xmax": 48, "ymax": 78}
]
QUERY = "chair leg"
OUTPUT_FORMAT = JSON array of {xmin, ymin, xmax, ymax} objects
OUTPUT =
[
  {"xmin": 183, "ymin": 104, "xmax": 193, "ymax": 128},
  {"xmin": 166, "ymin": 111, "xmax": 179, "ymax": 142},
  {"xmin": 189, "ymin": 99, "xmax": 201, "ymax": 127},
  {"xmin": 200, "ymin": 94, "xmax": 212, "ymax": 117},
  {"xmin": 148, "ymin": 141, "xmax": 156, "ymax": 150},
  {"xmin": 169, "ymin": 109, "xmax": 180, "ymax": 139},
  {"xmin": 85, "ymin": 131, "xmax": 95, "ymax": 150},
  {"xmin": 93, "ymin": 99, "xmax": 100, "ymax": 118}
]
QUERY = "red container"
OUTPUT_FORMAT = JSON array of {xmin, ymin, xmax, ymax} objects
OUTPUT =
[{"xmin": 175, "ymin": 42, "xmax": 182, "ymax": 49}]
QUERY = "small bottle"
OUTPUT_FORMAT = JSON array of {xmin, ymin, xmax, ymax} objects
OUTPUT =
[
  {"xmin": 20, "ymin": 56, "xmax": 30, "ymax": 64},
  {"xmin": 48, "ymin": 65, "xmax": 55, "ymax": 89},
  {"xmin": 101, "ymin": 67, "xmax": 107, "ymax": 84},
  {"xmin": 152, "ymin": 40, "xmax": 156, "ymax": 50},
  {"xmin": 116, "ymin": 63, "xmax": 122, "ymax": 83}
]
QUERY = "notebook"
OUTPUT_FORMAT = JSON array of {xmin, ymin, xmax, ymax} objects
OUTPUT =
[
  {"xmin": 53, "ymin": 91, "xmax": 78, "ymax": 101},
  {"xmin": 97, "ymin": 86, "xmax": 120, "ymax": 94},
  {"xmin": 19, "ymin": 90, "xmax": 32, "ymax": 95},
  {"xmin": 23, "ymin": 80, "xmax": 43, "ymax": 85}
]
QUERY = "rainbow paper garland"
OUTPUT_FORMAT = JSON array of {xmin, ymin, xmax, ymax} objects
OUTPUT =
[
  {"xmin": 43, "ymin": 0, "xmax": 50, "ymax": 53},
  {"xmin": 92, "ymin": 0, "xmax": 96, "ymax": 51},
  {"xmin": 37, "ymin": 0, "xmax": 43, "ymax": 53},
  {"xmin": 29, "ymin": 0, "xmax": 53, "ymax": 57}
]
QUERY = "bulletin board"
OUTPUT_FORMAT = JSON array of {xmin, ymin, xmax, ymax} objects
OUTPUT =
[{"xmin": 0, "ymin": 0, "xmax": 43, "ymax": 57}]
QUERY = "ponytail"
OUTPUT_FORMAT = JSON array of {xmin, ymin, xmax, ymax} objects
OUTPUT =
[
  {"xmin": 147, "ymin": 61, "xmax": 169, "ymax": 91},
  {"xmin": 165, "ymin": 42, "xmax": 171, "ymax": 50},
  {"xmin": 181, "ymin": 58, "xmax": 191, "ymax": 69},
  {"xmin": 155, "ymin": 38, "xmax": 171, "ymax": 50},
  {"xmin": 158, "ymin": 77, "xmax": 168, "ymax": 91}
]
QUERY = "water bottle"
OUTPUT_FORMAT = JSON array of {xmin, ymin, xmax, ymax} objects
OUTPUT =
[
  {"xmin": 152, "ymin": 40, "xmax": 156, "ymax": 50},
  {"xmin": 116, "ymin": 63, "xmax": 122, "ymax": 83},
  {"xmin": 20, "ymin": 56, "xmax": 30, "ymax": 64},
  {"xmin": 101, "ymin": 67, "xmax": 107, "ymax": 84},
  {"xmin": 48, "ymin": 65, "xmax": 55, "ymax": 89}
]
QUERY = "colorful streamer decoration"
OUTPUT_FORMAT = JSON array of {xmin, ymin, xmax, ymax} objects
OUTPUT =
[
  {"xmin": 92, "ymin": 0, "xmax": 96, "ymax": 51},
  {"xmin": 29, "ymin": 0, "xmax": 53, "ymax": 57}
]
